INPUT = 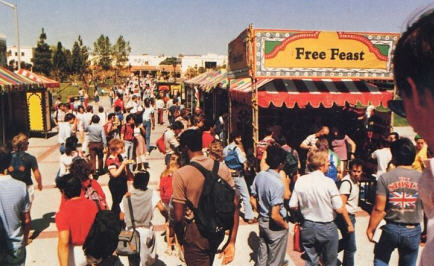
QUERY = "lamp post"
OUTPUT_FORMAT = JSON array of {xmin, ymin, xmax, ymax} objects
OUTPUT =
[{"xmin": 0, "ymin": 0, "xmax": 21, "ymax": 70}]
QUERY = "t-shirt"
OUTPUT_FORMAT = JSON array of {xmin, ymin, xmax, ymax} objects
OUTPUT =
[
  {"xmin": 9, "ymin": 151, "xmax": 38, "ymax": 185},
  {"xmin": 172, "ymin": 155, "xmax": 234, "ymax": 219},
  {"xmin": 289, "ymin": 170, "xmax": 342, "ymax": 222},
  {"xmin": 0, "ymin": 175, "xmax": 30, "ymax": 251},
  {"xmin": 59, "ymin": 151, "xmax": 80, "ymax": 176},
  {"xmin": 413, "ymin": 145, "xmax": 428, "ymax": 172},
  {"xmin": 250, "ymin": 169, "xmax": 286, "ymax": 218},
  {"xmin": 301, "ymin": 133, "xmax": 318, "ymax": 149},
  {"xmin": 164, "ymin": 129, "xmax": 179, "ymax": 155},
  {"xmin": 331, "ymin": 135, "xmax": 351, "ymax": 161},
  {"xmin": 201, "ymin": 131, "xmax": 215, "ymax": 149},
  {"xmin": 142, "ymin": 107, "xmax": 154, "ymax": 121},
  {"xmin": 419, "ymin": 158, "xmax": 434, "ymax": 266},
  {"xmin": 376, "ymin": 167, "xmax": 423, "ymax": 224},
  {"xmin": 371, "ymin": 148, "xmax": 392, "ymax": 178},
  {"xmin": 120, "ymin": 124, "xmax": 135, "ymax": 141},
  {"xmin": 58, "ymin": 122, "xmax": 73, "ymax": 144},
  {"xmin": 106, "ymin": 155, "xmax": 127, "ymax": 182},
  {"xmin": 55, "ymin": 197, "xmax": 98, "ymax": 245},
  {"xmin": 120, "ymin": 188, "xmax": 160, "ymax": 229},
  {"xmin": 156, "ymin": 99, "xmax": 164, "ymax": 109},
  {"xmin": 339, "ymin": 175, "xmax": 360, "ymax": 214}
]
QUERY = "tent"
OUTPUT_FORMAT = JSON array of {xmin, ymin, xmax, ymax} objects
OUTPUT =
[{"xmin": 16, "ymin": 69, "xmax": 60, "ymax": 88}]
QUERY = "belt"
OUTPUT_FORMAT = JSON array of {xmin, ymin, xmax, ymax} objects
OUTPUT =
[
  {"xmin": 304, "ymin": 219, "xmax": 333, "ymax": 224},
  {"xmin": 386, "ymin": 221, "xmax": 419, "ymax": 228}
]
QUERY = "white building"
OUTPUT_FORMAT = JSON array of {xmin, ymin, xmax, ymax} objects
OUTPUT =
[
  {"xmin": 180, "ymin": 53, "xmax": 227, "ymax": 74},
  {"xmin": 7, "ymin": 45, "xmax": 34, "ymax": 66},
  {"xmin": 127, "ymin": 54, "xmax": 167, "ymax": 67}
]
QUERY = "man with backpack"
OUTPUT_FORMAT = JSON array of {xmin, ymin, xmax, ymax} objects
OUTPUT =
[
  {"xmin": 223, "ymin": 133, "xmax": 256, "ymax": 224},
  {"xmin": 172, "ymin": 129, "xmax": 239, "ymax": 265},
  {"xmin": 335, "ymin": 159, "xmax": 363, "ymax": 266}
]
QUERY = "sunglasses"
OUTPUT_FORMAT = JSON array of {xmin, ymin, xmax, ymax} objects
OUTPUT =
[{"xmin": 387, "ymin": 99, "xmax": 406, "ymax": 118}]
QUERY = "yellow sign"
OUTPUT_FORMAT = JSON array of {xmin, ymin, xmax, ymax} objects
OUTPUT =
[
  {"xmin": 27, "ymin": 92, "xmax": 44, "ymax": 131},
  {"xmin": 254, "ymin": 30, "xmax": 399, "ymax": 80}
]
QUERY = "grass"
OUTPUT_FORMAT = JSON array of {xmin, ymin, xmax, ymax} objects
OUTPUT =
[{"xmin": 393, "ymin": 113, "xmax": 409, "ymax": 127}]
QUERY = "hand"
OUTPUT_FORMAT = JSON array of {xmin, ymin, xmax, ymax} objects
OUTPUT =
[
  {"xmin": 218, "ymin": 242, "xmax": 235, "ymax": 265},
  {"xmin": 350, "ymin": 153, "xmax": 355, "ymax": 160},
  {"xmin": 347, "ymin": 224, "xmax": 354, "ymax": 233},
  {"xmin": 152, "ymin": 126, "xmax": 155, "ymax": 130},
  {"xmin": 37, "ymin": 183, "xmax": 43, "ymax": 191},
  {"xmin": 366, "ymin": 228, "xmax": 375, "ymax": 242}
]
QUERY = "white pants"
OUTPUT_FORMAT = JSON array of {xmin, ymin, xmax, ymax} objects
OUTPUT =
[{"xmin": 134, "ymin": 227, "xmax": 156, "ymax": 266}]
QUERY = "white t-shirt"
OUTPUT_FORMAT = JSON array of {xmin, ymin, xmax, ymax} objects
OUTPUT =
[
  {"xmin": 98, "ymin": 113, "xmax": 106, "ymax": 125},
  {"xmin": 289, "ymin": 170, "xmax": 343, "ymax": 222},
  {"xmin": 339, "ymin": 175, "xmax": 360, "ymax": 214},
  {"xmin": 156, "ymin": 99, "xmax": 164, "ymax": 109},
  {"xmin": 59, "ymin": 151, "xmax": 80, "ymax": 176},
  {"xmin": 301, "ymin": 133, "xmax": 318, "ymax": 149},
  {"xmin": 371, "ymin": 148, "xmax": 392, "ymax": 179},
  {"xmin": 142, "ymin": 107, "xmax": 154, "ymax": 121},
  {"xmin": 58, "ymin": 122, "xmax": 72, "ymax": 144}
]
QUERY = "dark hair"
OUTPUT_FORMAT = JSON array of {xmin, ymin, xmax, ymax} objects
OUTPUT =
[
  {"xmin": 114, "ymin": 106, "xmax": 121, "ymax": 112},
  {"xmin": 56, "ymin": 174, "xmax": 82, "ymax": 199},
  {"xmin": 65, "ymin": 136, "xmax": 78, "ymax": 156},
  {"xmin": 388, "ymin": 132, "xmax": 400, "ymax": 140},
  {"xmin": 390, "ymin": 137, "xmax": 416, "ymax": 166},
  {"xmin": 98, "ymin": 106, "xmax": 104, "ymax": 113},
  {"xmin": 133, "ymin": 171, "xmax": 150, "ymax": 190},
  {"xmin": 125, "ymin": 114, "xmax": 134, "ymax": 122},
  {"xmin": 64, "ymin": 113, "xmax": 75, "ymax": 122},
  {"xmin": 179, "ymin": 129, "xmax": 202, "ymax": 152},
  {"xmin": 265, "ymin": 143, "xmax": 286, "ymax": 169},
  {"xmin": 393, "ymin": 9, "xmax": 434, "ymax": 99},
  {"xmin": 108, "ymin": 113, "xmax": 116, "ymax": 120},
  {"xmin": 275, "ymin": 135, "xmax": 287, "ymax": 146},
  {"xmin": 86, "ymin": 105, "xmax": 93, "ymax": 113},
  {"xmin": 70, "ymin": 158, "xmax": 92, "ymax": 182},
  {"xmin": 315, "ymin": 136, "xmax": 329, "ymax": 151},
  {"xmin": 349, "ymin": 158, "xmax": 364, "ymax": 170},
  {"xmin": 171, "ymin": 120, "xmax": 184, "ymax": 130},
  {"xmin": 144, "ymin": 98, "xmax": 150, "ymax": 108},
  {"xmin": 264, "ymin": 127, "xmax": 273, "ymax": 137},
  {"xmin": 0, "ymin": 145, "xmax": 11, "ymax": 172},
  {"xmin": 91, "ymin": 114, "xmax": 100, "ymax": 124},
  {"xmin": 229, "ymin": 132, "xmax": 241, "ymax": 142},
  {"xmin": 78, "ymin": 105, "xmax": 85, "ymax": 112}
]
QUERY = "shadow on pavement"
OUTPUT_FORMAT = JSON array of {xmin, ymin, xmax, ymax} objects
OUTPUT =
[
  {"xmin": 30, "ymin": 212, "xmax": 56, "ymax": 239},
  {"xmin": 248, "ymin": 231, "xmax": 260, "ymax": 263}
]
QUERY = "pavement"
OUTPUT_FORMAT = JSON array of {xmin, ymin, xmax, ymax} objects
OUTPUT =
[{"xmin": 23, "ymin": 96, "xmax": 424, "ymax": 265}]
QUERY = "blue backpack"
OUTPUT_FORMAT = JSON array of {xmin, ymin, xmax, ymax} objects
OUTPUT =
[
  {"xmin": 326, "ymin": 153, "xmax": 339, "ymax": 182},
  {"xmin": 8, "ymin": 152, "xmax": 26, "ymax": 177},
  {"xmin": 224, "ymin": 147, "xmax": 242, "ymax": 170}
]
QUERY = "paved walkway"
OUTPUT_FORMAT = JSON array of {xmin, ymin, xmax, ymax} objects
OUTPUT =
[{"xmin": 24, "ymin": 96, "xmax": 423, "ymax": 265}]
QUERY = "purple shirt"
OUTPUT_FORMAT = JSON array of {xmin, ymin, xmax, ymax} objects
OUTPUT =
[{"xmin": 331, "ymin": 135, "xmax": 351, "ymax": 161}]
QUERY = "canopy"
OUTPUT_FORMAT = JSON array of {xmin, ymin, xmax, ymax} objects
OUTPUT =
[
  {"xmin": 230, "ymin": 78, "xmax": 393, "ymax": 108},
  {"xmin": 184, "ymin": 71, "xmax": 209, "ymax": 85},
  {"xmin": 16, "ymin": 69, "xmax": 60, "ymax": 88},
  {"xmin": 0, "ymin": 67, "xmax": 36, "ymax": 90},
  {"xmin": 185, "ymin": 70, "xmax": 228, "ymax": 92}
]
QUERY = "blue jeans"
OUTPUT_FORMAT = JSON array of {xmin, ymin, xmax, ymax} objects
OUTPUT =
[
  {"xmin": 233, "ymin": 176, "xmax": 254, "ymax": 220},
  {"xmin": 336, "ymin": 214, "xmax": 356, "ymax": 266},
  {"xmin": 301, "ymin": 220, "xmax": 339, "ymax": 266},
  {"xmin": 124, "ymin": 140, "xmax": 134, "ymax": 172},
  {"xmin": 143, "ymin": 120, "xmax": 151, "ymax": 151},
  {"xmin": 374, "ymin": 223, "xmax": 421, "ymax": 266}
]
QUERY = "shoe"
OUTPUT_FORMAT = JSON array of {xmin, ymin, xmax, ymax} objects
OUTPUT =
[{"xmin": 149, "ymin": 146, "xmax": 156, "ymax": 154}]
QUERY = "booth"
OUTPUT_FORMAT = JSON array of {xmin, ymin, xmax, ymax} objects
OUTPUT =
[{"xmin": 228, "ymin": 26, "xmax": 398, "ymax": 161}]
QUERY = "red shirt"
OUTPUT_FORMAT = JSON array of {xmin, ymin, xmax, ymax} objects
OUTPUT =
[
  {"xmin": 114, "ymin": 98, "xmax": 124, "ymax": 112},
  {"xmin": 121, "ymin": 124, "xmax": 135, "ymax": 141},
  {"xmin": 59, "ymin": 179, "xmax": 107, "ymax": 210},
  {"xmin": 56, "ymin": 197, "xmax": 98, "ymax": 245},
  {"xmin": 202, "ymin": 131, "xmax": 215, "ymax": 149}
]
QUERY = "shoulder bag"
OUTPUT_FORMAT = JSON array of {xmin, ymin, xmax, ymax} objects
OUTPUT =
[{"xmin": 116, "ymin": 196, "xmax": 141, "ymax": 256}]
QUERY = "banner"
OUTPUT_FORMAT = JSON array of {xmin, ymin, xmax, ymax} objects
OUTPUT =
[
  {"xmin": 254, "ymin": 30, "xmax": 399, "ymax": 80},
  {"xmin": 228, "ymin": 29, "xmax": 250, "ymax": 77}
]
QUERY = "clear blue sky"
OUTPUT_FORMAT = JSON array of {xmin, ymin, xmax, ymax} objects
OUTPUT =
[{"xmin": 0, "ymin": 0, "xmax": 432, "ymax": 56}]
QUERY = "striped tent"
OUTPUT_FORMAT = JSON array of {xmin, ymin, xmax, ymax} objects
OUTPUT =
[
  {"xmin": 230, "ymin": 78, "xmax": 393, "ymax": 108},
  {"xmin": 0, "ymin": 67, "xmax": 36, "ymax": 90},
  {"xmin": 16, "ymin": 69, "xmax": 60, "ymax": 88},
  {"xmin": 202, "ymin": 69, "xmax": 228, "ymax": 92}
]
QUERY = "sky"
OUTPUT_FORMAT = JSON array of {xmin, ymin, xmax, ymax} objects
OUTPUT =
[{"xmin": 0, "ymin": 0, "xmax": 433, "ymax": 56}]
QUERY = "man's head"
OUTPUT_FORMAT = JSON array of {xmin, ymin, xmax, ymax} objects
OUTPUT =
[
  {"xmin": 0, "ymin": 145, "xmax": 11, "ymax": 173},
  {"xmin": 265, "ymin": 144, "xmax": 286, "ymax": 170},
  {"xmin": 179, "ymin": 129, "xmax": 202, "ymax": 155},
  {"xmin": 393, "ymin": 9, "xmax": 434, "ymax": 147},
  {"xmin": 387, "ymin": 132, "xmax": 399, "ymax": 143},
  {"xmin": 86, "ymin": 105, "xmax": 93, "ymax": 113},
  {"xmin": 133, "ymin": 171, "xmax": 150, "ymax": 191},
  {"xmin": 56, "ymin": 174, "xmax": 82, "ymax": 199},
  {"xmin": 126, "ymin": 114, "xmax": 134, "ymax": 124},
  {"xmin": 390, "ymin": 137, "xmax": 416, "ymax": 166},
  {"xmin": 317, "ymin": 126, "xmax": 329, "ymax": 137},
  {"xmin": 307, "ymin": 150, "xmax": 329, "ymax": 173},
  {"xmin": 349, "ymin": 159, "xmax": 364, "ymax": 182},
  {"xmin": 414, "ymin": 134, "xmax": 426, "ymax": 151},
  {"xmin": 108, "ymin": 112, "xmax": 116, "ymax": 121},
  {"xmin": 230, "ymin": 132, "xmax": 242, "ymax": 145},
  {"xmin": 11, "ymin": 133, "xmax": 29, "ymax": 152},
  {"xmin": 172, "ymin": 121, "xmax": 184, "ymax": 136},
  {"xmin": 64, "ymin": 113, "xmax": 75, "ymax": 124}
]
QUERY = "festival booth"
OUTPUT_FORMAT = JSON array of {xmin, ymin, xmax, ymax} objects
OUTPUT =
[
  {"xmin": 184, "ymin": 69, "xmax": 229, "ymax": 121},
  {"xmin": 228, "ymin": 27, "xmax": 398, "ymax": 167}
]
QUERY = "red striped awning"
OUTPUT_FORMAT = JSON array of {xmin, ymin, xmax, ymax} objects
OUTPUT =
[
  {"xmin": 16, "ymin": 69, "xmax": 60, "ymax": 88},
  {"xmin": 230, "ymin": 78, "xmax": 394, "ymax": 108}
]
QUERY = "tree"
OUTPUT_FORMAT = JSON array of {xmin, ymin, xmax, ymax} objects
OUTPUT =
[
  {"xmin": 159, "ymin": 56, "xmax": 178, "ymax": 66},
  {"xmin": 32, "ymin": 28, "xmax": 52, "ymax": 76},
  {"xmin": 93, "ymin": 34, "xmax": 112, "ymax": 70},
  {"xmin": 52, "ymin": 42, "xmax": 68, "ymax": 81},
  {"xmin": 112, "ymin": 35, "xmax": 131, "ymax": 69},
  {"xmin": 71, "ymin": 35, "xmax": 90, "ymax": 88}
]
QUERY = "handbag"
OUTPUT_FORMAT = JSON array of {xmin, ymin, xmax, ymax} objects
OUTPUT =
[
  {"xmin": 116, "ymin": 196, "xmax": 141, "ymax": 256},
  {"xmin": 293, "ymin": 223, "xmax": 302, "ymax": 252}
]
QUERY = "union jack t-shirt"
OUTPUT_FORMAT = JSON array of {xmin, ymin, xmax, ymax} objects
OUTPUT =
[{"xmin": 377, "ymin": 167, "xmax": 423, "ymax": 224}]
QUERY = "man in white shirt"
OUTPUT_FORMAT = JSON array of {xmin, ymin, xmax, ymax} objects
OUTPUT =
[
  {"xmin": 300, "ymin": 126, "xmax": 329, "ymax": 150},
  {"xmin": 142, "ymin": 98, "xmax": 155, "ymax": 152},
  {"xmin": 163, "ymin": 121, "xmax": 184, "ymax": 165},
  {"xmin": 58, "ymin": 113, "xmax": 76, "ymax": 154},
  {"xmin": 289, "ymin": 149, "xmax": 353, "ymax": 266},
  {"xmin": 156, "ymin": 95, "xmax": 165, "ymax": 125}
]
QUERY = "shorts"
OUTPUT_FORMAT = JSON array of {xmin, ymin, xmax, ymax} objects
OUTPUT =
[{"xmin": 27, "ymin": 185, "xmax": 35, "ymax": 204}]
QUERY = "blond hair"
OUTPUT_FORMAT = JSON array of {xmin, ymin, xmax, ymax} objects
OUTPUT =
[
  {"xmin": 11, "ymin": 133, "xmax": 28, "ymax": 151},
  {"xmin": 307, "ymin": 149, "xmax": 328, "ymax": 172},
  {"xmin": 108, "ymin": 138, "xmax": 124, "ymax": 153},
  {"xmin": 208, "ymin": 140, "xmax": 223, "ymax": 162},
  {"xmin": 161, "ymin": 154, "xmax": 179, "ymax": 177}
]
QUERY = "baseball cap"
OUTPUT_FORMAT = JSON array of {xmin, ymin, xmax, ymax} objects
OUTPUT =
[{"xmin": 387, "ymin": 99, "xmax": 406, "ymax": 118}]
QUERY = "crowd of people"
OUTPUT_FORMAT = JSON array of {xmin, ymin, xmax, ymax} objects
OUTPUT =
[{"xmin": 2, "ymin": 7, "xmax": 434, "ymax": 266}]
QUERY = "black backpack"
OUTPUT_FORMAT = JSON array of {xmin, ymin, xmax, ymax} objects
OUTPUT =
[
  {"xmin": 186, "ymin": 161, "xmax": 235, "ymax": 250},
  {"xmin": 83, "ymin": 201, "xmax": 121, "ymax": 260},
  {"xmin": 283, "ymin": 149, "xmax": 298, "ymax": 177}
]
